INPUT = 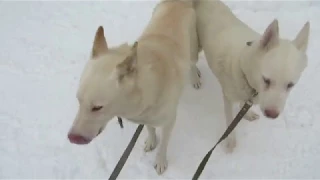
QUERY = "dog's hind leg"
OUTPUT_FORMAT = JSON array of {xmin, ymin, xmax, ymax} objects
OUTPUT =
[
  {"xmin": 144, "ymin": 125, "xmax": 157, "ymax": 152},
  {"xmin": 239, "ymin": 102, "xmax": 260, "ymax": 121}
]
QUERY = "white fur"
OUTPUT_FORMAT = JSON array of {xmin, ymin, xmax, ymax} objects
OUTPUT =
[
  {"xmin": 194, "ymin": 0, "xmax": 310, "ymax": 152},
  {"xmin": 68, "ymin": 0, "xmax": 200, "ymax": 175}
]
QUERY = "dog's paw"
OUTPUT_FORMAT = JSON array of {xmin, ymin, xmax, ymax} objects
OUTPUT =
[
  {"xmin": 154, "ymin": 156, "xmax": 168, "ymax": 175},
  {"xmin": 223, "ymin": 136, "xmax": 236, "ymax": 154},
  {"xmin": 191, "ymin": 67, "xmax": 202, "ymax": 89},
  {"xmin": 193, "ymin": 81, "xmax": 202, "ymax": 89},
  {"xmin": 144, "ymin": 136, "xmax": 157, "ymax": 152},
  {"xmin": 244, "ymin": 110, "xmax": 260, "ymax": 121},
  {"xmin": 196, "ymin": 68, "xmax": 201, "ymax": 78}
]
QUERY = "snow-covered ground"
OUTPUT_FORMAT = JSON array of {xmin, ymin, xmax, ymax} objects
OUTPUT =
[{"xmin": 1, "ymin": 0, "xmax": 319, "ymax": 179}]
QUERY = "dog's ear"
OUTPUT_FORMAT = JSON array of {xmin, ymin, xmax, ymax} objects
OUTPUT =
[
  {"xmin": 116, "ymin": 42, "xmax": 138, "ymax": 81},
  {"xmin": 293, "ymin": 21, "xmax": 310, "ymax": 53},
  {"xmin": 260, "ymin": 19, "xmax": 279, "ymax": 50},
  {"xmin": 91, "ymin": 26, "xmax": 108, "ymax": 59}
]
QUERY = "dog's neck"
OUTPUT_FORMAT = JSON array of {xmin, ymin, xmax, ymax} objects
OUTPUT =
[
  {"xmin": 241, "ymin": 67, "xmax": 258, "ymax": 102},
  {"xmin": 239, "ymin": 41, "xmax": 259, "ymax": 95},
  {"xmin": 114, "ymin": 79, "xmax": 146, "ymax": 117},
  {"xmin": 116, "ymin": 59, "xmax": 162, "ymax": 120}
]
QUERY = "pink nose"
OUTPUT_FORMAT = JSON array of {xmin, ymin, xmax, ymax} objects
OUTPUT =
[
  {"xmin": 264, "ymin": 109, "xmax": 279, "ymax": 119},
  {"xmin": 68, "ymin": 133, "xmax": 91, "ymax": 145}
]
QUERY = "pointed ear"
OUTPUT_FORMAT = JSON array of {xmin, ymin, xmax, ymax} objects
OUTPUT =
[
  {"xmin": 293, "ymin": 21, "xmax": 310, "ymax": 52},
  {"xmin": 91, "ymin": 26, "xmax": 108, "ymax": 59},
  {"xmin": 116, "ymin": 42, "xmax": 139, "ymax": 81},
  {"xmin": 260, "ymin": 19, "xmax": 279, "ymax": 50}
]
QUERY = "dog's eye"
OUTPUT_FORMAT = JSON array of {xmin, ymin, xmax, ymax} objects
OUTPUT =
[
  {"xmin": 287, "ymin": 82, "xmax": 294, "ymax": 89},
  {"xmin": 263, "ymin": 77, "xmax": 271, "ymax": 86},
  {"xmin": 92, "ymin": 106, "xmax": 103, "ymax": 112}
]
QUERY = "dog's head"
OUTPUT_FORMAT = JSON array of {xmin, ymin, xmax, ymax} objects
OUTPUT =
[
  {"xmin": 68, "ymin": 26, "xmax": 139, "ymax": 145},
  {"xmin": 248, "ymin": 19, "xmax": 310, "ymax": 119}
]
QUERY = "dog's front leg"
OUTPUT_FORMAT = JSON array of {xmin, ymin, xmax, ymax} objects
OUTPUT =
[
  {"xmin": 144, "ymin": 125, "xmax": 157, "ymax": 152},
  {"xmin": 154, "ymin": 116, "xmax": 176, "ymax": 175},
  {"xmin": 223, "ymin": 95, "xmax": 236, "ymax": 153},
  {"xmin": 239, "ymin": 102, "xmax": 260, "ymax": 121}
]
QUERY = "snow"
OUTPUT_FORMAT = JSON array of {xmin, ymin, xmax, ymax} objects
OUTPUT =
[{"xmin": 0, "ymin": 0, "xmax": 319, "ymax": 179}]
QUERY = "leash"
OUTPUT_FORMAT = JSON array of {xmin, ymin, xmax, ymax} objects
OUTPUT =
[
  {"xmin": 108, "ymin": 41, "xmax": 144, "ymax": 179},
  {"xmin": 109, "ymin": 90, "xmax": 257, "ymax": 180},
  {"xmin": 192, "ymin": 91, "xmax": 258, "ymax": 180},
  {"xmin": 108, "ymin": 117, "xmax": 144, "ymax": 180}
]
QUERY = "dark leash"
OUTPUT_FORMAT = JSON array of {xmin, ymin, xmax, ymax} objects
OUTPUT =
[
  {"xmin": 108, "ymin": 117, "xmax": 144, "ymax": 180},
  {"xmin": 192, "ymin": 91, "xmax": 258, "ymax": 180}
]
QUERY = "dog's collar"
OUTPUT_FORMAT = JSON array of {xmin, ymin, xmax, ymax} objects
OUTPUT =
[
  {"xmin": 250, "ymin": 88, "xmax": 258, "ymax": 101},
  {"xmin": 242, "ymin": 41, "xmax": 259, "ymax": 101},
  {"xmin": 242, "ymin": 70, "xmax": 258, "ymax": 101}
]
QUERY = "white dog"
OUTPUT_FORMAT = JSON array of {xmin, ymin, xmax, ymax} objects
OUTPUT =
[
  {"xmin": 193, "ymin": 0, "xmax": 310, "ymax": 152},
  {"xmin": 67, "ymin": 0, "xmax": 201, "ymax": 175}
]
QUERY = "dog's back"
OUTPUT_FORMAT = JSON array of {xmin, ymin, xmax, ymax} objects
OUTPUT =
[
  {"xmin": 140, "ymin": 0, "xmax": 196, "ymax": 59},
  {"xmin": 137, "ymin": 0, "xmax": 198, "ymax": 88},
  {"xmin": 194, "ymin": 0, "xmax": 243, "ymax": 35}
]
